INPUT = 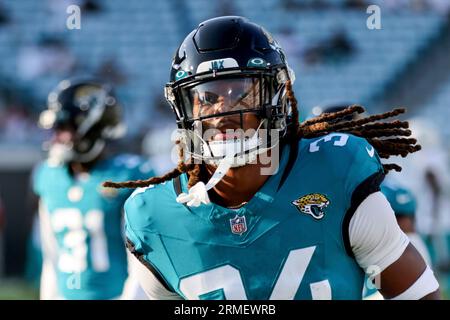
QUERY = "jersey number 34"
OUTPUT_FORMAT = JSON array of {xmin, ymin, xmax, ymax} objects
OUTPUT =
[{"xmin": 179, "ymin": 246, "xmax": 332, "ymax": 300}]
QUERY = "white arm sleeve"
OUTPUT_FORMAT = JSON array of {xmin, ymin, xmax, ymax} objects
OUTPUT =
[
  {"xmin": 38, "ymin": 200, "xmax": 60, "ymax": 300},
  {"xmin": 128, "ymin": 253, "xmax": 182, "ymax": 300},
  {"xmin": 349, "ymin": 191, "xmax": 410, "ymax": 273},
  {"xmin": 350, "ymin": 191, "xmax": 440, "ymax": 299}
]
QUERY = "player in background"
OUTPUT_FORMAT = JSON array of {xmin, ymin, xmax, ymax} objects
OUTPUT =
[
  {"xmin": 106, "ymin": 16, "xmax": 439, "ymax": 300},
  {"xmin": 32, "ymin": 79, "xmax": 153, "ymax": 299}
]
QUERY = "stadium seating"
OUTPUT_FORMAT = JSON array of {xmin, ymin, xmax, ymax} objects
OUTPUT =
[
  {"xmin": 421, "ymin": 78, "xmax": 450, "ymax": 138},
  {"xmin": 0, "ymin": 0, "xmax": 446, "ymax": 135}
]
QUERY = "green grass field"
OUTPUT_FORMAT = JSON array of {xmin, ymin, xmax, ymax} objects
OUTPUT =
[
  {"xmin": 0, "ymin": 277, "xmax": 448, "ymax": 300},
  {"xmin": 0, "ymin": 278, "xmax": 39, "ymax": 300}
]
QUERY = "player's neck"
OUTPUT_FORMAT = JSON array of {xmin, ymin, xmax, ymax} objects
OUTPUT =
[{"xmin": 206, "ymin": 161, "xmax": 274, "ymax": 208}]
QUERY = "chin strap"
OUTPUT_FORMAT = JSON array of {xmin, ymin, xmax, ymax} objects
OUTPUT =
[{"xmin": 176, "ymin": 155, "xmax": 234, "ymax": 207}]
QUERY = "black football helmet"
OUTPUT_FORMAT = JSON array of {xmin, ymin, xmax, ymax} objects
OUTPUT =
[
  {"xmin": 164, "ymin": 16, "xmax": 296, "ymax": 166},
  {"xmin": 39, "ymin": 78, "xmax": 125, "ymax": 164}
]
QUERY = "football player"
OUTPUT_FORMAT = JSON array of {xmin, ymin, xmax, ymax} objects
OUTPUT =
[
  {"xmin": 33, "ymin": 79, "xmax": 153, "ymax": 299},
  {"xmin": 106, "ymin": 16, "xmax": 440, "ymax": 300}
]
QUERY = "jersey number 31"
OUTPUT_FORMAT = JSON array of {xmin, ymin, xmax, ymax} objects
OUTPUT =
[{"xmin": 51, "ymin": 208, "xmax": 109, "ymax": 273}]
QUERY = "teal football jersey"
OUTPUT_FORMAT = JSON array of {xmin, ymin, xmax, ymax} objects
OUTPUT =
[
  {"xmin": 33, "ymin": 154, "xmax": 154, "ymax": 299},
  {"xmin": 125, "ymin": 133, "xmax": 384, "ymax": 300}
]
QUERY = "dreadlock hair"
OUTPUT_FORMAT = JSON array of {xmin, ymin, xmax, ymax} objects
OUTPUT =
[
  {"xmin": 291, "ymin": 79, "xmax": 421, "ymax": 171},
  {"xmin": 103, "ymin": 141, "xmax": 202, "ymax": 189},
  {"xmin": 103, "ymin": 80, "xmax": 421, "ymax": 189}
]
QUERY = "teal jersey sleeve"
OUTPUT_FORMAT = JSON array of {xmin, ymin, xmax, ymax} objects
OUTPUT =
[
  {"xmin": 302, "ymin": 133, "xmax": 385, "ymax": 258},
  {"xmin": 381, "ymin": 182, "xmax": 416, "ymax": 217},
  {"xmin": 123, "ymin": 189, "xmax": 149, "ymax": 254},
  {"xmin": 124, "ymin": 182, "xmax": 181, "ymax": 292},
  {"xmin": 343, "ymin": 135, "xmax": 385, "ymax": 202},
  {"xmin": 124, "ymin": 183, "xmax": 171, "ymax": 252},
  {"xmin": 334, "ymin": 135, "xmax": 385, "ymax": 254},
  {"xmin": 303, "ymin": 133, "xmax": 384, "ymax": 202}
]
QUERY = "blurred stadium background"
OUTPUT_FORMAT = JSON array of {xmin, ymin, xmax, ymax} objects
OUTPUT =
[{"xmin": 0, "ymin": 0, "xmax": 450, "ymax": 299}]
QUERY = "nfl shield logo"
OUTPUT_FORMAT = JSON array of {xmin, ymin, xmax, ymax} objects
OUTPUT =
[{"xmin": 229, "ymin": 215, "xmax": 247, "ymax": 235}]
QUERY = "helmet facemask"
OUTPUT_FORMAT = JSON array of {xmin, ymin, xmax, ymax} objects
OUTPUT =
[
  {"xmin": 167, "ymin": 68, "xmax": 291, "ymax": 168},
  {"xmin": 163, "ymin": 16, "xmax": 296, "ymax": 207}
]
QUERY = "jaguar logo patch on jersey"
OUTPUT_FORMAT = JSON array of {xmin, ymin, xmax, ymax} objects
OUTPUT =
[
  {"xmin": 292, "ymin": 193, "xmax": 330, "ymax": 220},
  {"xmin": 230, "ymin": 215, "xmax": 247, "ymax": 235}
]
